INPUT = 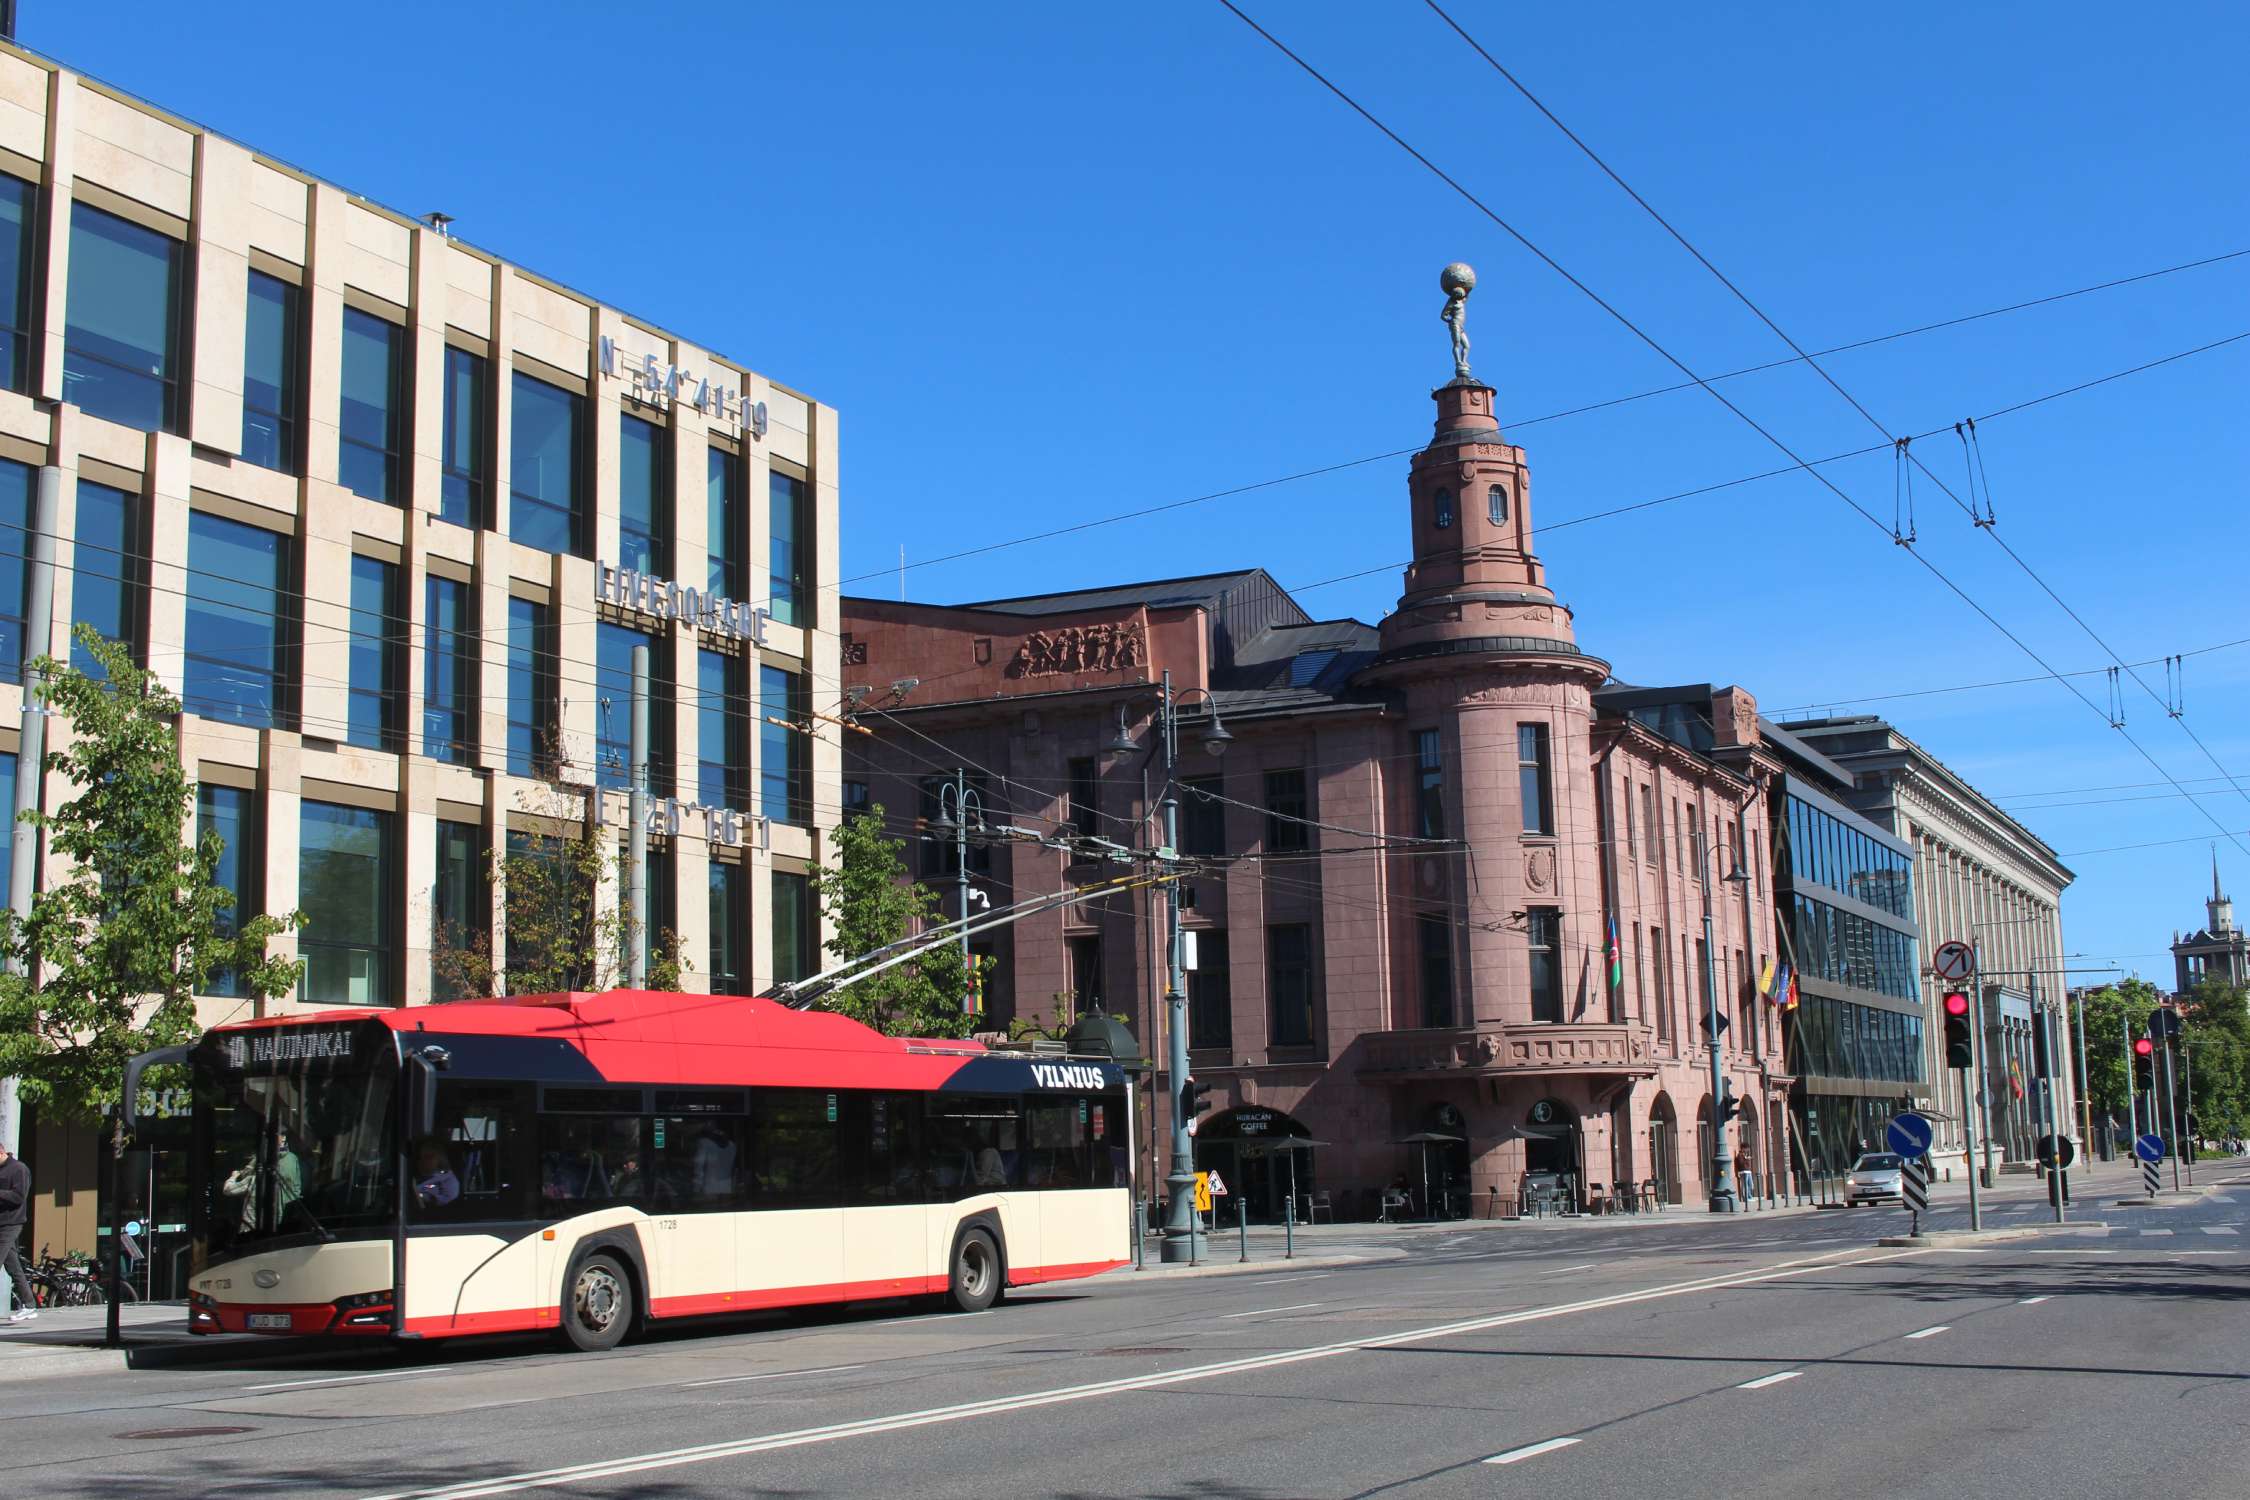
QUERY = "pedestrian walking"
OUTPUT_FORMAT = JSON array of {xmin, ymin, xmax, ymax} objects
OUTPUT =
[{"xmin": 0, "ymin": 1141, "xmax": 34, "ymax": 1321}]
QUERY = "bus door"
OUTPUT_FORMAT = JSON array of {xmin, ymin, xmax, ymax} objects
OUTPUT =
[
  {"xmin": 647, "ymin": 1104, "xmax": 741, "ymax": 1314},
  {"xmin": 736, "ymin": 1089, "xmax": 841, "ymax": 1302}
]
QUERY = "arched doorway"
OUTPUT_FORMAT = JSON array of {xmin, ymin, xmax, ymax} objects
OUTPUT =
[
  {"xmin": 1195, "ymin": 1106, "xmax": 1315, "ymax": 1223},
  {"xmin": 1647, "ymin": 1093, "xmax": 1680, "ymax": 1205}
]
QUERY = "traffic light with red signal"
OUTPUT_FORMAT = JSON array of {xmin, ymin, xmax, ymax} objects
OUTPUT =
[
  {"xmin": 2133, "ymin": 1033, "xmax": 2156, "ymax": 1092},
  {"xmin": 1942, "ymin": 990, "xmax": 1973, "ymax": 1069}
]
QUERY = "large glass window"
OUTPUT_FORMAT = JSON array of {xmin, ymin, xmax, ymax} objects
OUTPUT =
[
  {"xmin": 1788, "ymin": 891, "xmax": 1920, "ymax": 1002},
  {"xmin": 706, "ymin": 445, "xmax": 742, "ymax": 599},
  {"xmin": 595, "ymin": 621, "xmax": 673, "ymax": 795},
  {"xmin": 1264, "ymin": 769, "xmax": 1309, "ymax": 853},
  {"xmin": 619, "ymin": 413, "xmax": 669, "ymax": 577},
  {"xmin": 183, "ymin": 511, "xmax": 293, "ymax": 731},
  {"xmin": 510, "ymin": 372, "xmax": 583, "ymax": 556},
  {"xmin": 708, "ymin": 859, "xmax": 746, "ymax": 995},
  {"xmin": 198, "ymin": 784, "xmax": 259, "ymax": 999},
  {"xmin": 346, "ymin": 555, "xmax": 403, "ymax": 751},
  {"xmin": 1528, "ymin": 907, "xmax": 1562, "ymax": 1023},
  {"xmin": 505, "ymin": 597, "xmax": 556, "ymax": 778},
  {"xmin": 241, "ymin": 271, "xmax": 301, "ymax": 473},
  {"xmin": 432, "ymin": 818, "xmax": 483, "ymax": 1001},
  {"xmin": 759, "ymin": 663, "xmax": 808, "ymax": 825},
  {"xmin": 1518, "ymin": 723, "xmax": 1554, "ymax": 836},
  {"xmin": 0, "ymin": 458, "xmax": 28, "ymax": 683},
  {"xmin": 769, "ymin": 468, "xmax": 809, "ymax": 626},
  {"xmin": 1067, "ymin": 933, "xmax": 1103, "ymax": 1015},
  {"xmin": 423, "ymin": 575, "xmax": 474, "ymax": 763},
  {"xmin": 1267, "ymin": 923, "xmax": 1316, "ymax": 1047},
  {"xmin": 0, "ymin": 175, "xmax": 32, "ymax": 393},
  {"xmin": 300, "ymin": 801, "xmax": 394, "ymax": 1005},
  {"xmin": 338, "ymin": 308, "xmax": 406, "ymax": 503},
  {"xmin": 440, "ymin": 346, "xmax": 487, "ymax": 530},
  {"xmin": 1188, "ymin": 929, "xmax": 1231, "ymax": 1050},
  {"xmin": 697, "ymin": 648, "xmax": 748, "ymax": 809},
  {"xmin": 63, "ymin": 202, "xmax": 183, "ymax": 432},
  {"xmin": 1418, "ymin": 914, "xmax": 1454, "ymax": 1028},
  {"xmin": 1415, "ymin": 729, "xmax": 1445, "ymax": 840},
  {"xmin": 772, "ymin": 869, "xmax": 814, "ymax": 985},
  {"xmin": 71, "ymin": 480, "xmax": 143, "ymax": 678}
]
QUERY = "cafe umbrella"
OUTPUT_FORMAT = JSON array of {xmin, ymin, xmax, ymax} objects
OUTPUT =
[{"xmin": 1393, "ymin": 1130, "xmax": 1465, "ymax": 1219}]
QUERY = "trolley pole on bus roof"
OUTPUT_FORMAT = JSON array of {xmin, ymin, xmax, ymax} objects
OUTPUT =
[{"xmin": 628, "ymin": 644, "xmax": 649, "ymax": 987}]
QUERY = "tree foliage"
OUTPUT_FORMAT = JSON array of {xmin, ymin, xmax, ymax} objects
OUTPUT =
[
  {"xmin": 2078, "ymin": 975, "xmax": 2250, "ymax": 1141},
  {"xmin": 0, "ymin": 629, "xmax": 301, "ymax": 1119},
  {"xmin": 808, "ymin": 807, "xmax": 969, "ymax": 1038},
  {"xmin": 432, "ymin": 767, "xmax": 684, "ymax": 998}
]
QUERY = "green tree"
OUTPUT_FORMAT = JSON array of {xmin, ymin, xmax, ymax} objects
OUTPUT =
[
  {"xmin": 808, "ymin": 806, "xmax": 970, "ymax": 1038},
  {"xmin": 0, "ymin": 628, "xmax": 301, "ymax": 1120},
  {"xmin": 2076, "ymin": 977, "xmax": 2164, "ymax": 1120},
  {"xmin": 2181, "ymin": 978, "xmax": 2250, "ymax": 1140},
  {"xmin": 432, "ymin": 759, "xmax": 683, "ymax": 999}
]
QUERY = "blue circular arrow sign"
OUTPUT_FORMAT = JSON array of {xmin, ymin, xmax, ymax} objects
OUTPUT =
[
  {"xmin": 1886, "ymin": 1112, "xmax": 1935, "ymax": 1159},
  {"xmin": 2134, "ymin": 1132, "xmax": 2165, "ymax": 1163}
]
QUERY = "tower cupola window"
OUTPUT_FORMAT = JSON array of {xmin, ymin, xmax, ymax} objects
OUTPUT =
[
  {"xmin": 1488, "ymin": 483, "xmax": 1510, "ymax": 524},
  {"xmin": 1433, "ymin": 487, "xmax": 1454, "ymax": 529}
]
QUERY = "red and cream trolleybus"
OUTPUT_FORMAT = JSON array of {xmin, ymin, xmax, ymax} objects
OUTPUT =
[{"xmin": 145, "ymin": 989, "xmax": 1133, "ymax": 1351}]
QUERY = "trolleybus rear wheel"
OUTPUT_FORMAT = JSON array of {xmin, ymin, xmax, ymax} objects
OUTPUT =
[{"xmin": 948, "ymin": 1228, "xmax": 1000, "ymax": 1313}]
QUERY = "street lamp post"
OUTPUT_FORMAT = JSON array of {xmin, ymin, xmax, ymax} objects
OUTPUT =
[
  {"xmin": 933, "ymin": 771, "xmax": 984, "ymax": 976},
  {"xmin": 1108, "ymin": 669, "xmax": 1232, "ymax": 1264},
  {"xmin": 1699, "ymin": 836, "xmax": 1751, "ymax": 1213}
]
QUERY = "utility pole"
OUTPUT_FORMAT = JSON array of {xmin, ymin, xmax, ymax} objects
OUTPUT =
[
  {"xmin": 627, "ymin": 644, "xmax": 649, "ymax": 986},
  {"xmin": 0, "ymin": 465, "xmax": 56, "ymax": 1318},
  {"xmin": 2181, "ymin": 1040, "xmax": 2196, "ymax": 1185},
  {"xmin": 2159, "ymin": 1017, "xmax": 2182, "ymax": 1192},
  {"xmin": 953, "ymin": 767, "xmax": 972, "ymax": 968},
  {"xmin": 1972, "ymin": 942, "xmax": 1996, "ymax": 1187},
  {"xmin": 1698, "ymin": 835, "xmax": 1736, "ymax": 1212},
  {"xmin": 2123, "ymin": 1010, "xmax": 2138, "ymax": 1152},
  {"xmin": 1155, "ymin": 670, "xmax": 1200, "ymax": 1262},
  {"xmin": 2073, "ymin": 982, "xmax": 2094, "ymax": 1158}
]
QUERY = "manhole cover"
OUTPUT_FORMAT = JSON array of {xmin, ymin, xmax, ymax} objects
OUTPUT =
[{"xmin": 116, "ymin": 1427, "xmax": 256, "ymax": 1440}]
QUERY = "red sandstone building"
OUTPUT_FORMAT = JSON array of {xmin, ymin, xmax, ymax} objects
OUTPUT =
[{"xmin": 840, "ymin": 363, "xmax": 1819, "ymax": 1220}]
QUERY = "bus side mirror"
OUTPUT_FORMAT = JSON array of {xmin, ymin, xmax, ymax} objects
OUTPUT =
[
  {"xmin": 405, "ymin": 1046, "xmax": 451, "ymax": 1138},
  {"xmin": 122, "ymin": 1044, "xmax": 193, "ymax": 1135}
]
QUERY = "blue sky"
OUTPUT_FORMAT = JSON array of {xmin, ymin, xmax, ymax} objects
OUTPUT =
[{"xmin": 32, "ymin": 2, "xmax": 2249, "ymax": 978}]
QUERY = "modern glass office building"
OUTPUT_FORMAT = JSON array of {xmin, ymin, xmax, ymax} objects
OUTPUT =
[{"xmin": 1, "ymin": 43, "xmax": 840, "ymax": 1258}]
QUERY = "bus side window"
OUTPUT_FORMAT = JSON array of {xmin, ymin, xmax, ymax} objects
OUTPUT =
[
  {"xmin": 540, "ymin": 1115, "xmax": 647, "ymax": 1206},
  {"xmin": 419, "ymin": 1082, "xmax": 531, "ymax": 1222},
  {"xmin": 651, "ymin": 1113, "xmax": 750, "ymax": 1209},
  {"xmin": 751, "ymin": 1090, "xmax": 841, "ymax": 1210},
  {"xmin": 845, "ymin": 1091, "xmax": 928, "ymax": 1206}
]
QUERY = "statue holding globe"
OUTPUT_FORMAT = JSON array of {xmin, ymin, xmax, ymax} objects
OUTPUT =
[{"xmin": 1440, "ymin": 262, "xmax": 1475, "ymax": 380}]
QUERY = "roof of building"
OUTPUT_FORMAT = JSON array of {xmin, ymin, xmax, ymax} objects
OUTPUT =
[
  {"xmin": 1785, "ymin": 714, "xmax": 2070, "ymax": 875},
  {"xmin": 961, "ymin": 569, "xmax": 1304, "ymax": 622}
]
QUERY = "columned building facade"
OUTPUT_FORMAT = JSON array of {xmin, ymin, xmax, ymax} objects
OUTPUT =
[
  {"xmin": 5, "ymin": 45, "xmax": 842, "ymax": 1258},
  {"xmin": 1788, "ymin": 717, "xmax": 2074, "ymax": 1172}
]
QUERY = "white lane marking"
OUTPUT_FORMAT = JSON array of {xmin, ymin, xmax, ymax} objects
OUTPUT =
[
  {"xmin": 1904, "ymin": 1326, "xmax": 1950, "ymax": 1340},
  {"xmin": 2029, "ymin": 1248, "xmax": 2115, "ymax": 1254},
  {"xmin": 1737, "ymin": 1370, "xmax": 1802, "ymax": 1390},
  {"xmin": 2209, "ymin": 1194, "xmax": 2236, "ymax": 1203},
  {"xmin": 358, "ymin": 1247, "xmax": 1915, "ymax": 1500},
  {"xmin": 2140, "ymin": 1229, "xmax": 2175, "ymax": 1237},
  {"xmin": 2202, "ymin": 1226, "xmax": 2239, "ymax": 1235},
  {"xmin": 1220, "ymin": 1302, "xmax": 1324, "ymax": 1319},
  {"xmin": 243, "ymin": 1366, "xmax": 452, "ymax": 1393},
  {"xmin": 683, "ymin": 1363, "xmax": 864, "ymax": 1390},
  {"xmin": 2018, "ymin": 1295, "xmax": 2051, "ymax": 1305},
  {"xmin": 1540, "ymin": 1263, "xmax": 1601, "ymax": 1276},
  {"xmin": 853, "ymin": 1310, "xmax": 991, "ymax": 1329},
  {"xmin": 1483, "ymin": 1437, "xmax": 1581, "ymax": 1466},
  {"xmin": 1251, "ymin": 1273, "xmax": 1333, "ymax": 1284}
]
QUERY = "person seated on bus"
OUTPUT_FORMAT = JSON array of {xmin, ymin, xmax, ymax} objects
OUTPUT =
[
  {"xmin": 543, "ymin": 1150, "xmax": 591, "ymax": 1201},
  {"xmin": 691, "ymin": 1123, "xmax": 738, "ymax": 1202},
  {"xmin": 608, "ymin": 1151, "xmax": 643, "ymax": 1201},
  {"xmin": 413, "ymin": 1141, "xmax": 461, "ymax": 1211},
  {"xmin": 972, "ymin": 1144, "xmax": 1008, "ymax": 1189}
]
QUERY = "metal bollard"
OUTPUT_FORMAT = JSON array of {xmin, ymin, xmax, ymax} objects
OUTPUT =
[
  {"xmin": 1239, "ymin": 1197, "xmax": 1249, "ymax": 1263},
  {"xmin": 1285, "ymin": 1194, "xmax": 1295, "ymax": 1260}
]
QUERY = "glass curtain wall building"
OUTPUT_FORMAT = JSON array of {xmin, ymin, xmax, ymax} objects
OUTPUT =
[{"xmin": 0, "ymin": 41, "xmax": 840, "ymax": 1271}]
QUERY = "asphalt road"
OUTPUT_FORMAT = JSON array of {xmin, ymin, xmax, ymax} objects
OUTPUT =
[{"xmin": 8, "ymin": 1170, "xmax": 2246, "ymax": 1499}]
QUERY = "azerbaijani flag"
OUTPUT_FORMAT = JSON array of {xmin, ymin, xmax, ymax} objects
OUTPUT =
[{"xmin": 1606, "ymin": 917, "xmax": 1623, "ymax": 991}]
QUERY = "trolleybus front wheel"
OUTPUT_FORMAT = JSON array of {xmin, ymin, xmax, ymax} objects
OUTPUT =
[
  {"xmin": 948, "ymin": 1228, "xmax": 1000, "ymax": 1313},
  {"xmin": 562, "ymin": 1252, "xmax": 634, "ymax": 1352}
]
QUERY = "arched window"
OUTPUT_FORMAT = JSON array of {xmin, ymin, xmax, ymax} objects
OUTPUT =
[
  {"xmin": 1433, "ymin": 487, "xmax": 1454, "ymax": 529},
  {"xmin": 1488, "ymin": 483, "xmax": 1510, "ymax": 524}
]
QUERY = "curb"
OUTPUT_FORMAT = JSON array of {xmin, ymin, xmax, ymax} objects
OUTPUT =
[
  {"xmin": 2107, "ymin": 1188, "xmax": 2216, "ymax": 1210},
  {"xmin": 1113, "ymin": 1248, "xmax": 1404, "ymax": 1280},
  {"xmin": 0, "ymin": 1346, "xmax": 128, "ymax": 1382},
  {"xmin": 1878, "ymin": 1222, "xmax": 2109, "ymax": 1248}
]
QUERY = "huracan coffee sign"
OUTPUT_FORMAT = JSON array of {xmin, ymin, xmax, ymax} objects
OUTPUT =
[
  {"xmin": 598, "ymin": 562, "xmax": 770, "ymax": 646},
  {"xmin": 598, "ymin": 336, "xmax": 768, "ymax": 437}
]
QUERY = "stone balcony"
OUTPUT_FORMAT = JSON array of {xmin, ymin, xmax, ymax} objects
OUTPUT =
[{"xmin": 1357, "ymin": 1023, "xmax": 1659, "ymax": 1081}]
